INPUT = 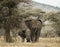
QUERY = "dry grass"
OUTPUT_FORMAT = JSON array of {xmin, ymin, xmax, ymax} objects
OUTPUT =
[{"xmin": 0, "ymin": 36, "xmax": 60, "ymax": 47}]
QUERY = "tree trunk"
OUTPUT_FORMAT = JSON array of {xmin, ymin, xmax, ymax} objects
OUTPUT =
[
  {"xmin": 4, "ymin": 19, "xmax": 13, "ymax": 43},
  {"xmin": 5, "ymin": 27, "xmax": 13, "ymax": 42}
]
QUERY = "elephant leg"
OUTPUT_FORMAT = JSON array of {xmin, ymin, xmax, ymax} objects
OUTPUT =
[
  {"xmin": 33, "ymin": 34, "xmax": 36, "ymax": 42},
  {"xmin": 31, "ymin": 35, "xmax": 35, "ymax": 42},
  {"xmin": 25, "ymin": 29, "xmax": 31, "ymax": 42},
  {"xmin": 26, "ymin": 34, "xmax": 31, "ymax": 42},
  {"xmin": 35, "ymin": 34, "xmax": 39, "ymax": 42},
  {"xmin": 22, "ymin": 37, "xmax": 25, "ymax": 42},
  {"xmin": 26, "ymin": 37, "xmax": 30, "ymax": 42},
  {"xmin": 35, "ymin": 29, "xmax": 40, "ymax": 42},
  {"xmin": 18, "ymin": 30, "xmax": 26, "ymax": 42},
  {"xmin": 31, "ymin": 32, "xmax": 34, "ymax": 42},
  {"xmin": 35, "ymin": 31, "xmax": 37, "ymax": 42},
  {"xmin": 31, "ymin": 28, "xmax": 36, "ymax": 42}
]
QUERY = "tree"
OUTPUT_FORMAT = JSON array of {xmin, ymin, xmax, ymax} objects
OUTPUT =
[
  {"xmin": 44, "ymin": 12, "xmax": 60, "ymax": 37},
  {"xmin": 17, "ymin": 3, "xmax": 45, "ymax": 19},
  {"xmin": 0, "ymin": 0, "xmax": 32, "ymax": 42},
  {"xmin": 51, "ymin": 12, "xmax": 60, "ymax": 36}
]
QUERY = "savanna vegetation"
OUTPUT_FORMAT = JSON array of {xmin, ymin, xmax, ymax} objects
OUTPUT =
[{"xmin": 0, "ymin": 0, "xmax": 60, "ymax": 47}]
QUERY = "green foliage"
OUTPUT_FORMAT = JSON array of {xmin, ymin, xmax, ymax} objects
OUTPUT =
[
  {"xmin": 42, "ymin": 12, "xmax": 60, "ymax": 37},
  {"xmin": 17, "ymin": 4, "xmax": 45, "ymax": 18},
  {"xmin": 0, "ymin": 0, "xmax": 32, "ymax": 42},
  {"xmin": 0, "ymin": 0, "xmax": 32, "ymax": 29}
]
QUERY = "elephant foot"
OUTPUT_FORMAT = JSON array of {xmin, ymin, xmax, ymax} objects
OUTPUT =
[
  {"xmin": 27, "ymin": 39, "xmax": 30, "ymax": 42},
  {"xmin": 31, "ymin": 39, "xmax": 35, "ymax": 43},
  {"xmin": 27, "ymin": 40, "xmax": 30, "ymax": 42},
  {"xmin": 31, "ymin": 39, "xmax": 39, "ymax": 43},
  {"xmin": 35, "ymin": 39, "xmax": 39, "ymax": 42}
]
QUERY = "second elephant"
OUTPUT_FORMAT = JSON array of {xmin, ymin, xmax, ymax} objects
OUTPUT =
[{"xmin": 18, "ymin": 21, "xmax": 31, "ymax": 42}]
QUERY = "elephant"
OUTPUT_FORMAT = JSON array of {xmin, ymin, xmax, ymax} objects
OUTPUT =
[
  {"xmin": 25, "ymin": 19, "xmax": 42, "ymax": 42},
  {"xmin": 18, "ymin": 20, "xmax": 31, "ymax": 42}
]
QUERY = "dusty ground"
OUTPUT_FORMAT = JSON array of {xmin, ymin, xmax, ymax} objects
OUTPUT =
[{"xmin": 0, "ymin": 36, "xmax": 60, "ymax": 47}]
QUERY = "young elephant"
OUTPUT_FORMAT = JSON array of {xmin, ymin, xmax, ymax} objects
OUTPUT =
[
  {"xmin": 18, "ymin": 29, "xmax": 31, "ymax": 42},
  {"xmin": 25, "ymin": 19, "xmax": 42, "ymax": 42},
  {"xmin": 18, "ymin": 21, "xmax": 31, "ymax": 42}
]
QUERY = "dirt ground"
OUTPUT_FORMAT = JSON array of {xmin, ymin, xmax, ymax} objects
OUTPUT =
[{"xmin": 0, "ymin": 36, "xmax": 60, "ymax": 47}]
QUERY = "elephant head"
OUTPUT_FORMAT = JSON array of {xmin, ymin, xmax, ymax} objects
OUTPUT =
[{"xmin": 25, "ymin": 19, "xmax": 42, "ymax": 30}]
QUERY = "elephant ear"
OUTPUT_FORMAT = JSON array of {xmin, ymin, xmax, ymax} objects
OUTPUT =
[
  {"xmin": 25, "ymin": 20, "xmax": 32, "ymax": 29},
  {"xmin": 38, "ymin": 19, "xmax": 42, "ymax": 24}
]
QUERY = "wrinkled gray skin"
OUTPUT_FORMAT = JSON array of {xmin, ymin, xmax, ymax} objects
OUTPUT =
[
  {"xmin": 25, "ymin": 19, "xmax": 42, "ymax": 42},
  {"xmin": 18, "ymin": 21, "xmax": 31, "ymax": 42}
]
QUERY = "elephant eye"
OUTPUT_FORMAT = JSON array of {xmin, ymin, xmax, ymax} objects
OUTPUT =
[{"xmin": 38, "ymin": 20, "xmax": 42, "ymax": 23}]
